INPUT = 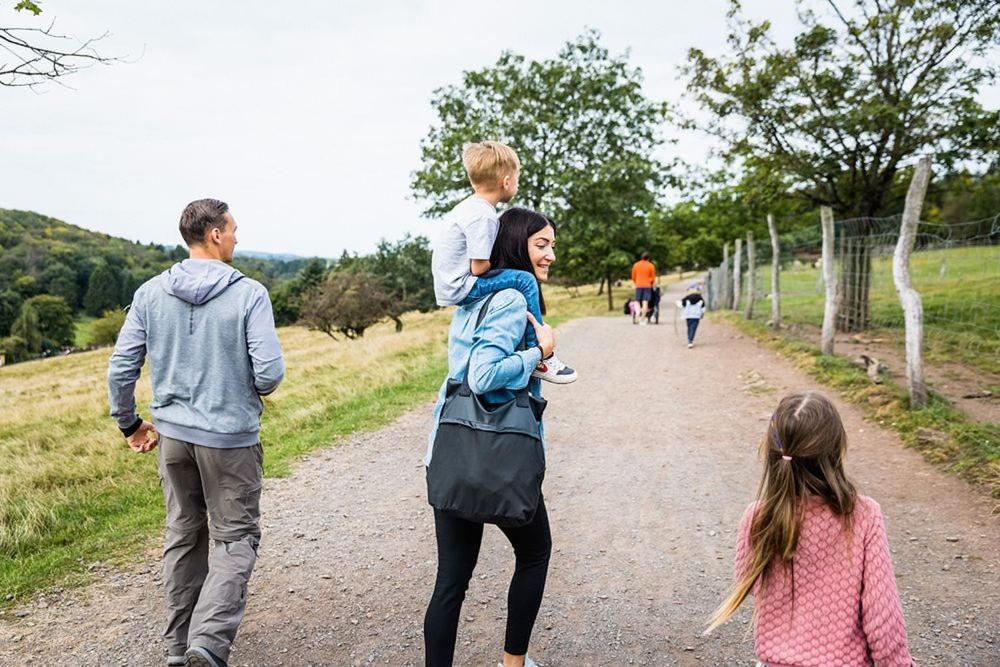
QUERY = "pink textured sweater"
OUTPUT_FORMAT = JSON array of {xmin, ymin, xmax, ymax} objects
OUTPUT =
[{"xmin": 736, "ymin": 495, "xmax": 915, "ymax": 666}]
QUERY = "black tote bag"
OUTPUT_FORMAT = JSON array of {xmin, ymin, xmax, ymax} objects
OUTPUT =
[{"xmin": 426, "ymin": 293, "xmax": 547, "ymax": 527}]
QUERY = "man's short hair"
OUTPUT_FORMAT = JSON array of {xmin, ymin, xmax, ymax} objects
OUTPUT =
[
  {"xmin": 462, "ymin": 141, "xmax": 520, "ymax": 187},
  {"xmin": 641, "ymin": 251, "xmax": 650, "ymax": 261},
  {"xmin": 179, "ymin": 198, "xmax": 230, "ymax": 246}
]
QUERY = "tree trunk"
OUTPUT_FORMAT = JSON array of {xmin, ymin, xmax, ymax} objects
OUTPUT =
[
  {"xmin": 606, "ymin": 273, "xmax": 614, "ymax": 311},
  {"xmin": 744, "ymin": 231, "xmax": 756, "ymax": 320},
  {"xmin": 732, "ymin": 238, "xmax": 742, "ymax": 311},
  {"xmin": 391, "ymin": 315, "xmax": 404, "ymax": 333},
  {"xmin": 820, "ymin": 206, "xmax": 838, "ymax": 355},
  {"xmin": 893, "ymin": 157, "xmax": 931, "ymax": 408},
  {"xmin": 767, "ymin": 213, "xmax": 781, "ymax": 328},
  {"xmin": 597, "ymin": 276, "xmax": 606, "ymax": 295}
]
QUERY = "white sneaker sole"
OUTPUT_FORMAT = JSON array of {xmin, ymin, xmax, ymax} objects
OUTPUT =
[{"xmin": 532, "ymin": 370, "xmax": 578, "ymax": 384}]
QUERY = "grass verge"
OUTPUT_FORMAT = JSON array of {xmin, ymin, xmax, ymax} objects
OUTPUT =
[
  {"xmin": 720, "ymin": 312, "xmax": 1000, "ymax": 505},
  {"xmin": 0, "ymin": 285, "xmax": 624, "ymax": 606}
]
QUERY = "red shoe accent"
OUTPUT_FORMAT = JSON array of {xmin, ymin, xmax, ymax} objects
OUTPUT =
[{"xmin": 536, "ymin": 363, "xmax": 548, "ymax": 373}]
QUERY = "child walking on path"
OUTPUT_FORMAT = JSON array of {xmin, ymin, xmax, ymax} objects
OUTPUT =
[
  {"xmin": 430, "ymin": 141, "xmax": 576, "ymax": 384},
  {"xmin": 708, "ymin": 391, "xmax": 915, "ymax": 667},
  {"xmin": 679, "ymin": 283, "xmax": 705, "ymax": 347}
]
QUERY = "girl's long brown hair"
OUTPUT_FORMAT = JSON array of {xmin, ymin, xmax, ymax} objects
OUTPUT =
[{"xmin": 706, "ymin": 391, "xmax": 857, "ymax": 633}]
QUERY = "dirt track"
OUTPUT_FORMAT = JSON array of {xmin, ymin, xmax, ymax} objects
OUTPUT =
[{"xmin": 3, "ymin": 280, "xmax": 998, "ymax": 666}]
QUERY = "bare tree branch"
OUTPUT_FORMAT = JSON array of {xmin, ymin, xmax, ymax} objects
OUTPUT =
[{"xmin": 0, "ymin": 15, "xmax": 123, "ymax": 89}]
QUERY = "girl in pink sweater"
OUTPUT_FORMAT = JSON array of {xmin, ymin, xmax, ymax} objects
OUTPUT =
[{"xmin": 708, "ymin": 391, "xmax": 915, "ymax": 666}]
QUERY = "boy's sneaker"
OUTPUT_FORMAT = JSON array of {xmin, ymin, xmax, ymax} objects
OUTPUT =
[
  {"xmin": 168, "ymin": 657, "xmax": 185, "ymax": 667},
  {"xmin": 185, "ymin": 647, "xmax": 226, "ymax": 667},
  {"xmin": 687, "ymin": 343, "xmax": 694, "ymax": 349},
  {"xmin": 533, "ymin": 353, "xmax": 577, "ymax": 384}
]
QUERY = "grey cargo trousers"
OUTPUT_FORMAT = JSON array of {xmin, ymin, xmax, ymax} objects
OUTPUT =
[{"xmin": 158, "ymin": 435, "xmax": 263, "ymax": 663}]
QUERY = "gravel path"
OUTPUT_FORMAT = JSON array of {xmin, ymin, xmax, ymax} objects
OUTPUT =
[{"xmin": 3, "ymin": 281, "xmax": 998, "ymax": 666}]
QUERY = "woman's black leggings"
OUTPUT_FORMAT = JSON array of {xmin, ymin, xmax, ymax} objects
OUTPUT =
[{"xmin": 424, "ymin": 498, "xmax": 551, "ymax": 666}]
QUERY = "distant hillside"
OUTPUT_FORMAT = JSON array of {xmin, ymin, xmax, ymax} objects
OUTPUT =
[{"xmin": 0, "ymin": 209, "xmax": 310, "ymax": 338}]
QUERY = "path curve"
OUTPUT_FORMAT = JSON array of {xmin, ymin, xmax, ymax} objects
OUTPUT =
[{"xmin": 3, "ymin": 281, "xmax": 998, "ymax": 666}]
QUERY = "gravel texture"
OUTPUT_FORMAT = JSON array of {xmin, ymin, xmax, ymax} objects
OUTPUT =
[{"xmin": 2, "ymin": 281, "xmax": 998, "ymax": 666}]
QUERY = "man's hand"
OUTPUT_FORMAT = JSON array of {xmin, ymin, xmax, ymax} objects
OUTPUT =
[
  {"xmin": 126, "ymin": 421, "xmax": 159, "ymax": 453},
  {"xmin": 470, "ymin": 259, "xmax": 491, "ymax": 276},
  {"xmin": 526, "ymin": 312, "xmax": 555, "ymax": 359}
]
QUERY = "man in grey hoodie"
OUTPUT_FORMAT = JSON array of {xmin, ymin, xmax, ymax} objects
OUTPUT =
[{"xmin": 108, "ymin": 198, "xmax": 285, "ymax": 667}]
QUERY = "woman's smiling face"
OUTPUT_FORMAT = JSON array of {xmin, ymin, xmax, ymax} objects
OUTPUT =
[{"xmin": 528, "ymin": 223, "xmax": 556, "ymax": 282}]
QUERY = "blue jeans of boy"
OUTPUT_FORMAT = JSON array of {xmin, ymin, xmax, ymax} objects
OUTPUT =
[
  {"xmin": 686, "ymin": 318, "xmax": 701, "ymax": 344},
  {"xmin": 461, "ymin": 269, "xmax": 541, "ymax": 349}
]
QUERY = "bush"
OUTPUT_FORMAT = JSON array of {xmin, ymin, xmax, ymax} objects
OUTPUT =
[
  {"xmin": 0, "ymin": 335, "xmax": 28, "ymax": 364},
  {"xmin": 89, "ymin": 309, "xmax": 127, "ymax": 346}
]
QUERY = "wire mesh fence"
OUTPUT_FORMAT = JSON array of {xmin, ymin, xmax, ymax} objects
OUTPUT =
[{"xmin": 707, "ymin": 213, "xmax": 1000, "ymax": 379}]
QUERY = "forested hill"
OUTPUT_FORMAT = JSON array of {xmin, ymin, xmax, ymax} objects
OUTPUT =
[{"xmin": 0, "ymin": 208, "xmax": 314, "ymax": 347}]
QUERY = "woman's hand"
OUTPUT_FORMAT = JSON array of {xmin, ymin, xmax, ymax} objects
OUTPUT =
[{"xmin": 526, "ymin": 312, "xmax": 555, "ymax": 359}]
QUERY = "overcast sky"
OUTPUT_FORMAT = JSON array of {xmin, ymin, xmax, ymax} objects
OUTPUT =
[{"xmin": 2, "ymin": 2, "xmax": 995, "ymax": 257}]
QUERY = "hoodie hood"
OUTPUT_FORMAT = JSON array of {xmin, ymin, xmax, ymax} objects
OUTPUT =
[{"xmin": 162, "ymin": 259, "xmax": 244, "ymax": 305}]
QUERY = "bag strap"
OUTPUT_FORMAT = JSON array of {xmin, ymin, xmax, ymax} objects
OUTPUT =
[{"xmin": 459, "ymin": 293, "xmax": 531, "ymax": 404}]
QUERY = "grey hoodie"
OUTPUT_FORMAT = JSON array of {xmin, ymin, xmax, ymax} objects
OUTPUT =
[{"xmin": 108, "ymin": 259, "xmax": 285, "ymax": 448}]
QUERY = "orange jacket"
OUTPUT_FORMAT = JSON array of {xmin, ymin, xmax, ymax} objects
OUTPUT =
[{"xmin": 631, "ymin": 259, "xmax": 656, "ymax": 288}]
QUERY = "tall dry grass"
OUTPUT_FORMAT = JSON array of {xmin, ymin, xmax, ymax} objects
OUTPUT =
[{"xmin": 0, "ymin": 285, "xmax": 625, "ymax": 601}]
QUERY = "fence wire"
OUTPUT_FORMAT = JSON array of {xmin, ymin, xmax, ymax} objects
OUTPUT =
[{"xmin": 706, "ymin": 213, "xmax": 1000, "ymax": 379}]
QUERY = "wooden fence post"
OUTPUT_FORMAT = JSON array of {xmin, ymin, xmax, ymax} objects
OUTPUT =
[
  {"xmin": 820, "ymin": 206, "xmax": 838, "ymax": 355},
  {"xmin": 894, "ymin": 157, "xmax": 931, "ymax": 408},
  {"xmin": 733, "ymin": 238, "xmax": 743, "ymax": 311},
  {"xmin": 721, "ymin": 243, "xmax": 730, "ymax": 310},
  {"xmin": 744, "ymin": 231, "xmax": 756, "ymax": 319},
  {"xmin": 767, "ymin": 213, "xmax": 781, "ymax": 328}
]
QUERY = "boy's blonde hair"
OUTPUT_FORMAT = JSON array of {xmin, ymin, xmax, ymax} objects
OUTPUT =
[{"xmin": 462, "ymin": 141, "xmax": 520, "ymax": 188}]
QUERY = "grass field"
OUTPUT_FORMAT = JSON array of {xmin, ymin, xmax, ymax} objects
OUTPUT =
[
  {"xmin": 73, "ymin": 317, "xmax": 97, "ymax": 348},
  {"xmin": 752, "ymin": 246, "xmax": 999, "ymax": 375},
  {"xmin": 0, "ymin": 285, "xmax": 627, "ymax": 604}
]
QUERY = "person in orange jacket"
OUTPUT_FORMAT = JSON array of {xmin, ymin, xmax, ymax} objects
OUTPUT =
[{"xmin": 630, "ymin": 252, "xmax": 657, "ymax": 324}]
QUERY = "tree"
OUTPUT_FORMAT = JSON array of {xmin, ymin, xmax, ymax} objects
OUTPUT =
[
  {"xmin": 24, "ymin": 294, "xmax": 74, "ymax": 348},
  {"xmin": 39, "ymin": 262, "xmax": 78, "ymax": 309},
  {"xmin": 412, "ymin": 31, "xmax": 669, "ymax": 308},
  {"xmin": 89, "ymin": 308, "xmax": 126, "ymax": 346},
  {"xmin": 684, "ymin": 0, "xmax": 1000, "ymax": 330},
  {"xmin": 270, "ymin": 258, "xmax": 328, "ymax": 326},
  {"xmin": 363, "ymin": 234, "xmax": 435, "ymax": 331},
  {"xmin": 10, "ymin": 300, "xmax": 41, "ymax": 353},
  {"xmin": 0, "ymin": 288, "xmax": 23, "ymax": 336},
  {"xmin": 3, "ymin": 2, "xmax": 121, "ymax": 89},
  {"xmin": 299, "ymin": 270, "xmax": 393, "ymax": 340},
  {"xmin": 0, "ymin": 335, "xmax": 28, "ymax": 364},
  {"xmin": 83, "ymin": 261, "xmax": 121, "ymax": 315}
]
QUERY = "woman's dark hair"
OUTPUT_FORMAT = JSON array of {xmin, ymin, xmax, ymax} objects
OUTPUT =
[{"xmin": 491, "ymin": 207, "xmax": 556, "ymax": 315}]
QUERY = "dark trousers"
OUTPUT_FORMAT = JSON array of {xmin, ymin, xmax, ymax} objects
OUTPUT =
[
  {"xmin": 424, "ymin": 499, "xmax": 551, "ymax": 666},
  {"xmin": 686, "ymin": 317, "xmax": 701, "ymax": 343}
]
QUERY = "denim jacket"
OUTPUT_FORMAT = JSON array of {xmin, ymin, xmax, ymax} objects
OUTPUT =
[{"xmin": 424, "ymin": 289, "xmax": 543, "ymax": 466}]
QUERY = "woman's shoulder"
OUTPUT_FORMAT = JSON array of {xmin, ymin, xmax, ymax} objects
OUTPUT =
[{"xmin": 470, "ymin": 289, "xmax": 528, "ymax": 318}]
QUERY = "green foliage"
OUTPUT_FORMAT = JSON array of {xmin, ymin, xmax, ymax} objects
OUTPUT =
[
  {"xmin": 0, "ymin": 335, "xmax": 28, "ymax": 363},
  {"xmin": 14, "ymin": 1, "xmax": 42, "ymax": 15},
  {"xmin": 684, "ymin": 0, "xmax": 999, "ymax": 217},
  {"xmin": 39, "ymin": 262, "xmax": 78, "ymax": 309},
  {"xmin": 89, "ymin": 309, "xmax": 126, "ymax": 347},
  {"xmin": 270, "ymin": 258, "xmax": 329, "ymax": 326},
  {"xmin": 10, "ymin": 301, "xmax": 41, "ymax": 353},
  {"xmin": 24, "ymin": 295, "xmax": 74, "ymax": 349},
  {"xmin": 82, "ymin": 261, "xmax": 121, "ymax": 316},
  {"xmin": 412, "ymin": 30, "xmax": 669, "ymax": 295},
  {"xmin": 0, "ymin": 289, "xmax": 23, "ymax": 337}
]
